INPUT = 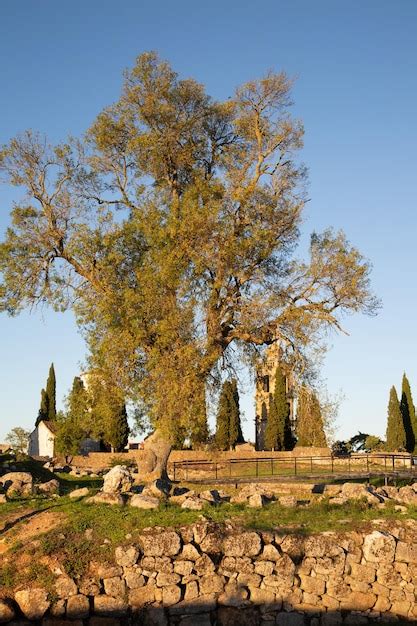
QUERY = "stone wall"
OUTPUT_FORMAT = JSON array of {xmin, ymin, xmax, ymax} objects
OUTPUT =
[
  {"xmin": 4, "ymin": 522, "xmax": 417, "ymax": 623},
  {"xmin": 67, "ymin": 447, "xmax": 332, "ymax": 472}
]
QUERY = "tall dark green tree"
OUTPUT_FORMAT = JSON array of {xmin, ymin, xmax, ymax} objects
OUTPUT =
[
  {"xmin": 215, "ymin": 380, "xmax": 244, "ymax": 450},
  {"xmin": 45, "ymin": 363, "xmax": 56, "ymax": 421},
  {"xmin": 265, "ymin": 366, "xmax": 293, "ymax": 450},
  {"xmin": 386, "ymin": 386, "xmax": 406, "ymax": 451},
  {"xmin": 400, "ymin": 373, "xmax": 417, "ymax": 452},
  {"xmin": 35, "ymin": 388, "xmax": 49, "ymax": 426},
  {"xmin": 105, "ymin": 403, "xmax": 130, "ymax": 452}
]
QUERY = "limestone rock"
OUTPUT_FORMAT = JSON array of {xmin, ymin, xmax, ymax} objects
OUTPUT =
[
  {"xmin": 124, "ymin": 568, "xmax": 145, "ymax": 589},
  {"xmin": 115, "ymin": 545, "xmax": 140, "ymax": 567},
  {"xmin": 1, "ymin": 472, "xmax": 33, "ymax": 496},
  {"xmin": 341, "ymin": 482, "xmax": 381, "ymax": 504},
  {"xmin": 128, "ymin": 585, "xmax": 156, "ymax": 607},
  {"xmin": 55, "ymin": 575, "xmax": 78, "ymax": 598},
  {"xmin": 395, "ymin": 540, "xmax": 417, "ymax": 563},
  {"xmin": 162, "ymin": 584, "xmax": 181, "ymax": 606},
  {"xmin": 279, "ymin": 495, "xmax": 298, "ymax": 508},
  {"xmin": 93, "ymin": 595, "xmax": 128, "ymax": 616},
  {"xmin": 102, "ymin": 465, "xmax": 133, "ymax": 494},
  {"xmin": 0, "ymin": 598, "xmax": 15, "ymax": 623},
  {"xmin": 248, "ymin": 493, "xmax": 269, "ymax": 508},
  {"xmin": 66, "ymin": 594, "xmax": 90, "ymax": 619},
  {"xmin": 15, "ymin": 588, "xmax": 50, "ymax": 620},
  {"xmin": 362, "ymin": 531, "xmax": 396, "ymax": 563},
  {"xmin": 181, "ymin": 496, "xmax": 205, "ymax": 510},
  {"xmin": 103, "ymin": 576, "xmax": 125, "ymax": 598},
  {"xmin": 130, "ymin": 494, "xmax": 160, "ymax": 509},
  {"xmin": 69, "ymin": 487, "xmax": 90, "ymax": 499},
  {"xmin": 37, "ymin": 478, "xmax": 60, "ymax": 494},
  {"xmin": 87, "ymin": 492, "xmax": 126, "ymax": 506},
  {"xmin": 139, "ymin": 530, "xmax": 181, "ymax": 556},
  {"xmin": 0, "ymin": 494, "xmax": 7, "ymax": 504},
  {"xmin": 223, "ymin": 532, "xmax": 262, "ymax": 557}
]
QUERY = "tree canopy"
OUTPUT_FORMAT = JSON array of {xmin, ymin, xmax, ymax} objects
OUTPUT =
[{"xmin": 0, "ymin": 52, "xmax": 379, "ymax": 442}]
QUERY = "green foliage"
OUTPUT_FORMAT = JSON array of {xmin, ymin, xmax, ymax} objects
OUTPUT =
[
  {"xmin": 55, "ymin": 376, "xmax": 91, "ymax": 456},
  {"xmin": 105, "ymin": 403, "xmax": 130, "ymax": 452},
  {"xmin": 364, "ymin": 434, "xmax": 385, "ymax": 452},
  {"xmin": 215, "ymin": 379, "xmax": 244, "ymax": 450},
  {"xmin": 5, "ymin": 427, "xmax": 30, "ymax": 453},
  {"xmin": 386, "ymin": 386, "xmax": 407, "ymax": 451},
  {"xmin": 0, "ymin": 52, "xmax": 379, "ymax": 442},
  {"xmin": 35, "ymin": 364, "xmax": 56, "ymax": 426},
  {"xmin": 46, "ymin": 363, "xmax": 56, "ymax": 421},
  {"xmin": 265, "ymin": 367, "xmax": 293, "ymax": 451},
  {"xmin": 296, "ymin": 386, "xmax": 327, "ymax": 447},
  {"xmin": 400, "ymin": 373, "xmax": 416, "ymax": 452},
  {"xmin": 35, "ymin": 388, "xmax": 49, "ymax": 426}
]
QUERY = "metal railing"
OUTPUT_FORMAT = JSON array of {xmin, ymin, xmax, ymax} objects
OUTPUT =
[{"xmin": 170, "ymin": 453, "xmax": 417, "ymax": 482}]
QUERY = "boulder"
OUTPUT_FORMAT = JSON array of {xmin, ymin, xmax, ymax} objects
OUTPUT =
[
  {"xmin": 102, "ymin": 465, "xmax": 133, "ymax": 494},
  {"xmin": 130, "ymin": 494, "xmax": 160, "ymax": 509},
  {"xmin": 0, "ymin": 494, "xmax": 7, "ymax": 504},
  {"xmin": 0, "ymin": 472, "xmax": 33, "ymax": 496},
  {"xmin": 69, "ymin": 487, "xmax": 90, "ymax": 499},
  {"xmin": 15, "ymin": 588, "xmax": 50, "ymax": 620},
  {"xmin": 181, "ymin": 496, "xmax": 205, "ymax": 510},
  {"xmin": 55, "ymin": 575, "xmax": 78, "ymax": 598},
  {"xmin": 87, "ymin": 492, "xmax": 126, "ymax": 506},
  {"xmin": 139, "ymin": 429, "xmax": 172, "ymax": 481},
  {"xmin": 37, "ymin": 478, "xmax": 60, "ymax": 495},
  {"xmin": 248, "ymin": 493, "xmax": 269, "ymax": 508},
  {"xmin": 398, "ymin": 485, "xmax": 417, "ymax": 505},
  {"xmin": 278, "ymin": 495, "xmax": 298, "ymax": 508},
  {"xmin": 341, "ymin": 482, "xmax": 381, "ymax": 504}
]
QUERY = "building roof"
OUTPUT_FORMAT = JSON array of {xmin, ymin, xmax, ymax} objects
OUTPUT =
[{"xmin": 40, "ymin": 420, "xmax": 58, "ymax": 435}]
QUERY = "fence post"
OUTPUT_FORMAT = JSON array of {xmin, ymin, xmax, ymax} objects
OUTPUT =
[
  {"xmin": 392, "ymin": 455, "xmax": 395, "ymax": 471},
  {"xmin": 294, "ymin": 457, "xmax": 297, "ymax": 476},
  {"xmin": 256, "ymin": 459, "xmax": 259, "ymax": 478},
  {"xmin": 229, "ymin": 460, "xmax": 232, "ymax": 479},
  {"xmin": 310, "ymin": 457, "xmax": 313, "ymax": 474},
  {"xmin": 331, "ymin": 455, "xmax": 334, "ymax": 474},
  {"xmin": 215, "ymin": 462, "xmax": 218, "ymax": 480},
  {"xmin": 367, "ymin": 455, "xmax": 369, "ymax": 474},
  {"xmin": 271, "ymin": 458, "xmax": 273, "ymax": 476}
]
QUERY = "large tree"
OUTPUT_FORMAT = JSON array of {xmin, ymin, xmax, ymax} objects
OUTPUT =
[
  {"xmin": 0, "ymin": 52, "xmax": 378, "ymax": 442},
  {"xmin": 400, "ymin": 373, "xmax": 416, "ymax": 452},
  {"xmin": 265, "ymin": 366, "xmax": 293, "ymax": 450},
  {"xmin": 296, "ymin": 386, "xmax": 327, "ymax": 447},
  {"xmin": 386, "ymin": 386, "xmax": 406, "ymax": 451}
]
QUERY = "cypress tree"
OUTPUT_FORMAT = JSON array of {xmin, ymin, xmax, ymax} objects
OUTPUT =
[
  {"xmin": 400, "ymin": 373, "xmax": 417, "ymax": 452},
  {"xmin": 45, "ymin": 363, "xmax": 56, "ymax": 421},
  {"xmin": 35, "ymin": 388, "xmax": 49, "ymax": 426},
  {"xmin": 216, "ymin": 381, "xmax": 232, "ymax": 450},
  {"xmin": 215, "ymin": 380, "xmax": 244, "ymax": 450},
  {"xmin": 265, "ymin": 366, "xmax": 292, "ymax": 450},
  {"xmin": 386, "ymin": 386, "xmax": 406, "ymax": 451},
  {"xmin": 105, "ymin": 402, "xmax": 130, "ymax": 452},
  {"xmin": 228, "ymin": 379, "xmax": 244, "ymax": 449},
  {"xmin": 296, "ymin": 386, "xmax": 327, "ymax": 447}
]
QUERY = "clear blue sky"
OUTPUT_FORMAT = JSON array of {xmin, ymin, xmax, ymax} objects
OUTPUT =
[{"xmin": 0, "ymin": 1, "xmax": 416, "ymax": 443}]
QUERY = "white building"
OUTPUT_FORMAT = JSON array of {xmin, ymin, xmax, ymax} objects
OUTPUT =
[
  {"xmin": 28, "ymin": 420, "xmax": 56, "ymax": 457},
  {"xmin": 28, "ymin": 419, "xmax": 101, "ymax": 458}
]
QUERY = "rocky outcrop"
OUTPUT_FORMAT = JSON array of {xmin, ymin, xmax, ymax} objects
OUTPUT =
[{"xmin": 0, "ymin": 471, "xmax": 33, "ymax": 496}]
